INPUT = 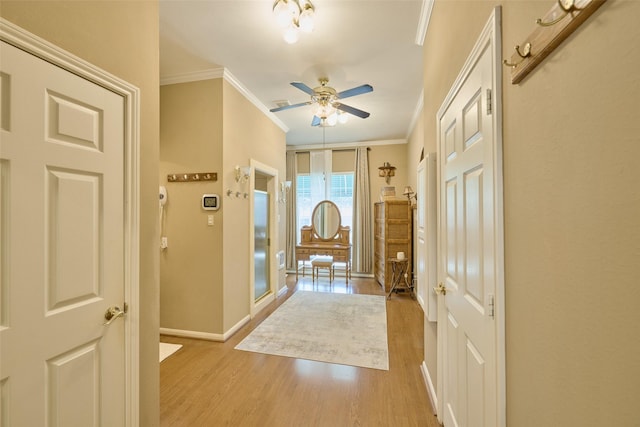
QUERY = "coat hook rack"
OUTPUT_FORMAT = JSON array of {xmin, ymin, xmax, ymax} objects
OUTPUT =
[
  {"xmin": 536, "ymin": 0, "xmax": 584, "ymax": 26},
  {"xmin": 503, "ymin": 43, "xmax": 532, "ymax": 68},
  {"xmin": 167, "ymin": 172, "xmax": 217, "ymax": 183},
  {"xmin": 503, "ymin": 0, "xmax": 607, "ymax": 84}
]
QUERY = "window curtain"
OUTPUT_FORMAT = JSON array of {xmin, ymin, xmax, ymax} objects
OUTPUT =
[
  {"xmin": 285, "ymin": 151, "xmax": 297, "ymax": 270},
  {"xmin": 352, "ymin": 147, "xmax": 372, "ymax": 273}
]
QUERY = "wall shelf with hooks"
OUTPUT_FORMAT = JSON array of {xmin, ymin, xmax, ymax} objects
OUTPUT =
[
  {"xmin": 167, "ymin": 172, "xmax": 217, "ymax": 183},
  {"xmin": 504, "ymin": 0, "xmax": 607, "ymax": 84}
]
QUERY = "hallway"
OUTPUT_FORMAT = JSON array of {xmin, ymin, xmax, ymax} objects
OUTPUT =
[{"xmin": 160, "ymin": 275, "xmax": 439, "ymax": 426}]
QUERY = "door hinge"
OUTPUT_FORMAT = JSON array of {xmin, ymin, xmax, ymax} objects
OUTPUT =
[
  {"xmin": 486, "ymin": 89, "xmax": 492, "ymax": 115},
  {"xmin": 488, "ymin": 294, "xmax": 495, "ymax": 318}
]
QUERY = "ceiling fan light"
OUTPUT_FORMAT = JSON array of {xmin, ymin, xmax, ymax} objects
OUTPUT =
[
  {"xmin": 283, "ymin": 25, "xmax": 299, "ymax": 44},
  {"xmin": 326, "ymin": 112, "xmax": 338, "ymax": 126},
  {"xmin": 338, "ymin": 111, "xmax": 349, "ymax": 124},
  {"xmin": 314, "ymin": 103, "xmax": 336, "ymax": 118},
  {"xmin": 274, "ymin": 0, "xmax": 293, "ymax": 28},
  {"xmin": 298, "ymin": 8, "xmax": 314, "ymax": 33}
]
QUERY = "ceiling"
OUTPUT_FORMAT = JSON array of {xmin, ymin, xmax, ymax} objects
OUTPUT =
[{"xmin": 159, "ymin": 1, "xmax": 426, "ymax": 147}]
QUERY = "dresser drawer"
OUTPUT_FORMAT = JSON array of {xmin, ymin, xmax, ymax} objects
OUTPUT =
[
  {"xmin": 333, "ymin": 254, "xmax": 347, "ymax": 262},
  {"xmin": 297, "ymin": 249, "xmax": 310, "ymax": 260}
]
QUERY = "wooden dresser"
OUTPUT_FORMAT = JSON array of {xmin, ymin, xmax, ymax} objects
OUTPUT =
[
  {"xmin": 295, "ymin": 200, "xmax": 352, "ymax": 282},
  {"xmin": 374, "ymin": 199, "xmax": 412, "ymax": 292},
  {"xmin": 295, "ymin": 225, "xmax": 351, "ymax": 281}
]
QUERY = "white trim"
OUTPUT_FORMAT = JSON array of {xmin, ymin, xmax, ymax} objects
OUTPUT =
[
  {"xmin": 222, "ymin": 69, "xmax": 288, "ymax": 133},
  {"xmin": 249, "ymin": 159, "xmax": 280, "ymax": 318},
  {"xmin": 420, "ymin": 360, "xmax": 438, "ymax": 415},
  {"xmin": 0, "ymin": 18, "xmax": 141, "ymax": 427},
  {"xmin": 492, "ymin": 7, "xmax": 506, "ymax": 427},
  {"xmin": 407, "ymin": 90, "xmax": 424, "ymax": 139},
  {"xmin": 277, "ymin": 284, "xmax": 289, "ymax": 297},
  {"xmin": 160, "ymin": 68, "xmax": 224, "ymax": 85},
  {"xmin": 415, "ymin": 0, "xmax": 435, "ymax": 46},
  {"xmin": 435, "ymin": 7, "xmax": 504, "ymax": 427},
  {"xmin": 160, "ymin": 67, "xmax": 289, "ymax": 134},
  {"xmin": 160, "ymin": 315, "xmax": 250, "ymax": 342}
]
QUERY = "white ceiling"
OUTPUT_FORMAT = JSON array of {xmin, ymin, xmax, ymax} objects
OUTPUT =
[{"xmin": 159, "ymin": 1, "xmax": 426, "ymax": 147}]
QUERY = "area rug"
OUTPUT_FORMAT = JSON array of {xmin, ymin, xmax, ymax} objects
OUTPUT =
[
  {"xmin": 235, "ymin": 291, "xmax": 389, "ymax": 370},
  {"xmin": 159, "ymin": 342, "xmax": 182, "ymax": 362}
]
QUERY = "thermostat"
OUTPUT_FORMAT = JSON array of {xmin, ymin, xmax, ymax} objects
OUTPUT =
[{"xmin": 202, "ymin": 194, "xmax": 220, "ymax": 211}]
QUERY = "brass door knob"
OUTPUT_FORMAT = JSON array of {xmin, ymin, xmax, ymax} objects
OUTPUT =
[
  {"xmin": 434, "ymin": 282, "xmax": 447, "ymax": 296},
  {"xmin": 103, "ymin": 306, "xmax": 125, "ymax": 326}
]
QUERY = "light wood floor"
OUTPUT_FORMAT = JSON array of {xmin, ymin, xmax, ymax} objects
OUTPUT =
[{"xmin": 160, "ymin": 274, "xmax": 441, "ymax": 426}]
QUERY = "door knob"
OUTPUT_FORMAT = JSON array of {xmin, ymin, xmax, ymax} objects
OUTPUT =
[
  {"xmin": 103, "ymin": 306, "xmax": 125, "ymax": 326},
  {"xmin": 434, "ymin": 282, "xmax": 447, "ymax": 296}
]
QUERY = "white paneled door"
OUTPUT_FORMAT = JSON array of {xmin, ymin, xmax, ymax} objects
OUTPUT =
[
  {"xmin": 0, "ymin": 40, "xmax": 128, "ymax": 425},
  {"xmin": 416, "ymin": 153, "xmax": 437, "ymax": 321},
  {"xmin": 436, "ymin": 8, "xmax": 504, "ymax": 427}
]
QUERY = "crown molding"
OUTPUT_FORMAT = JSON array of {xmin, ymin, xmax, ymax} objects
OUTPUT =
[
  {"xmin": 415, "ymin": 0, "xmax": 435, "ymax": 46},
  {"xmin": 160, "ymin": 68, "xmax": 289, "ymax": 133},
  {"xmin": 160, "ymin": 68, "xmax": 224, "ymax": 86},
  {"xmin": 407, "ymin": 89, "xmax": 424, "ymax": 138}
]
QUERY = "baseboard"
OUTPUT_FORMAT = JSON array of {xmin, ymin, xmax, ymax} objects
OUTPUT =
[
  {"xmin": 285, "ymin": 269, "xmax": 374, "ymax": 279},
  {"xmin": 160, "ymin": 315, "xmax": 250, "ymax": 342},
  {"xmin": 277, "ymin": 285, "xmax": 288, "ymax": 297},
  {"xmin": 420, "ymin": 360, "xmax": 438, "ymax": 415}
]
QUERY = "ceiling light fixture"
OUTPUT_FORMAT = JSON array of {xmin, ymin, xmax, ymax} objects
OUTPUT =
[{"xmin": 273, "ymin": 0, "xmax": 315, "ymax": 44}]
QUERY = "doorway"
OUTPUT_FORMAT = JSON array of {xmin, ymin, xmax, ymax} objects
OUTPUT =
[
  {"xmin": 0, "ymin": 20, "xmax": 139, "ymax": 425},
  {"xmin": 435, "ymin": 7, "xmax": 505, "ymax": 427},
  {"xmin": 254, "ymin": 189, "xmax": 270, "ymax": 301},
  {"xmin": 249, "ymin": 160, "xmax": 279, "ymax": 317}
]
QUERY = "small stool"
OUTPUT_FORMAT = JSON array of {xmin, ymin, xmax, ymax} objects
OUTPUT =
[{"xmin": 312, "ymin": 256, "xmax": 334, "ymax": 283}]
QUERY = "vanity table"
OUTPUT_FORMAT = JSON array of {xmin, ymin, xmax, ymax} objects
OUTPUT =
[{"xmin": 295, "ymin": 200, "xmax": 351, "ymax": 283}]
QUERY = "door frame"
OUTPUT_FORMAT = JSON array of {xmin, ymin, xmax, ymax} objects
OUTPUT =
[
  {"xmin": 434, "ymin": 7, "xmax": 505, "ymax": 426},
  {"xmin": 0, "ymin": 18, "xmax": 141, "ymax": 425},
  {"xmin": 248, "ymin": 159, "xmax": 278, "ymax": 318}
]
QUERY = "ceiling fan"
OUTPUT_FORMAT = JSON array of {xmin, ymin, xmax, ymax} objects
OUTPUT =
[{"xmin": 270, "ymin": 78, "xmax": 373, "ymax": 126}]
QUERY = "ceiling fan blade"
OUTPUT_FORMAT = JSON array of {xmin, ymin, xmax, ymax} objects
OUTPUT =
[
  {"xmin": 311, "ymin": 116, "xmax": 322, "ymax": 126},
  {"xmin": 269, "ymin": 101, "xmax": 312, "ymax": 113},
  {"xmin": 290, "ymin": 81, "xmax": 316, "ymax": 96},
  {"xmin": 336, "ymin": 84, "xmax": 373, "ymax": 99},
  {"xmin": 335, "ymin": 103, "xmax": 370, "ymax": 119}
]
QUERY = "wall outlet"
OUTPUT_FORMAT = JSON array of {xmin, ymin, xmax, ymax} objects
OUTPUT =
[
  {"xmin": 161, "ymin": 236, "xmax": 168, "ymax": 249},
  {"xmin": 207, "ymin": 215, "xmax": 214, "ymax": 226}
]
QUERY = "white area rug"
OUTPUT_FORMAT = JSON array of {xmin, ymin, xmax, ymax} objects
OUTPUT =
[
  {"xmin": 159, "ymin": 342, "xmax": 182, "ymax": 362},
  {"xmin": 235, "ymin": 291, "xmax": 389, "ymax": 370}
]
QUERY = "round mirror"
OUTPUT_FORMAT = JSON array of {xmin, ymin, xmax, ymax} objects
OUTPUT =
[{"xmin": 312, "ymin": 200, "xmax": 341, "ymax": 240}]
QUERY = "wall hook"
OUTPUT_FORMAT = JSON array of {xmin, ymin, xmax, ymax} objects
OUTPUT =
[
  {"xmin": 536, "ymin": 0, "xmax": 584, "ymax": 27},
  {"xmin": 503, "ymin": 43, "xmax": 532, "ymax": 68}
]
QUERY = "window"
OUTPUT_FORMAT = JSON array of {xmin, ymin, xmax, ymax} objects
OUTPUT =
[
  {"xmin": 296, "ymin": 172, "xmax": 354, "ymax": 243},
  {"xmin": 329, "ymin": 173, "xmax": 353, "ymax": 239}
]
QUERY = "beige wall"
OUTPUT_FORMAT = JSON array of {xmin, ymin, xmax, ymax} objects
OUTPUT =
[
  {"xmin": 0, "ymin": 2, "xmax": 161, "ymax": 425},
  {"xmin": 159, "ymin": 79, "xmax": 224, "ymax": 333},
  {"xmin": 221, "ymin": 79, "xmax": 287, "ymax": 331},
  {"xmin": 368, "ymin": 143, "xmax": 409, "ymax": 203},
  {"xmin": 160, "ymin": 78, "xmax": 286, "ymax": 336},
  {"xmin": 423, "ymin": 1, "xmax": 640, "ymax": 425}
]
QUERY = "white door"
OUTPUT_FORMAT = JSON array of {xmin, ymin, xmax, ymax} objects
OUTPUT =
[
  {"xmin": 417, "ymin": 153, "xmax": 437, "ymax": 321},
  {"xmin": 0, "ymin": 40, "xmax": 127, "ymax": 425},
  {"xmin": 254, "ymin": 190, "xmax": 270, "ymax": 301},
  {"xmin": 436, "ymin": 9, "xmax": 504, "ymax": 427}
]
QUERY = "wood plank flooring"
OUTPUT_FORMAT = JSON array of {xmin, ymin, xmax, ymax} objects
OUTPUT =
[{"xmin": 160, "ymin": 275, "xmax": 440, "ymax": 426}]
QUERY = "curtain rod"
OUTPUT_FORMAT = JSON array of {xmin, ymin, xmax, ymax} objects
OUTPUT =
[{"xmin": 289, "ymin": 147, "xmax": 370, "ymax": 154}]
